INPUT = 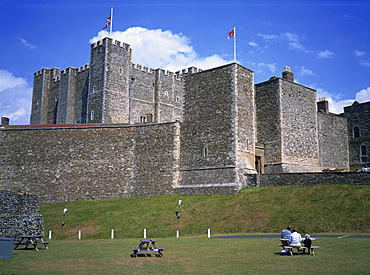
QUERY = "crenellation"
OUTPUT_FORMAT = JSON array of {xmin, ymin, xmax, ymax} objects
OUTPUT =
[{"xmin": 77, "ymin": 63, "xmax": 89, "ymax": 73}]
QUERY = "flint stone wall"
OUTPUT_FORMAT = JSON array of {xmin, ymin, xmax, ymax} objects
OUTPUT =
[
  {"xmin": 245, "ymin": 172, "xmax": 370, "ymax": 187},
  {"xmin": 0, "ymin": 190, "xmax": 44, "ymax": 238},
  {"xmin": 0, "ymin": 122, "xmax": 180, "ymax": 204}
]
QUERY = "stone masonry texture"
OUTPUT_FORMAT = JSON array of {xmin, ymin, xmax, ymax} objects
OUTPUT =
[
  {"xmin": 2, "ymin": 37, "xmax": 369, "ymax": 203},
  {"xmin": 0, "ymin": 190, "xmax": 44, "ymax": 238}
]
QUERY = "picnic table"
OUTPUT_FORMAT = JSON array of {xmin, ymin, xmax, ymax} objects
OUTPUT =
[
  {"xmin": 132, "ymin": 239, "xmax": 164, "ymax": 257},
  {"xmin": 14, "ymin": 235, "xmax": 49, "ymax": 251},
  {"xmin": 279, "ymin": 238, "xmax": 319, "ymax": 256}
]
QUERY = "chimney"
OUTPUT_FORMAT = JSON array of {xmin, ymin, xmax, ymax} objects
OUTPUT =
[
  {"xmin": 282, "ymin": 66, "xmax": 294, "ymax": 82},
  {"xmin": 1, "ymin": 117, "xmax": 10, "ymax": 127},
  {"xmin": 317, "ymin": 97, "xmax": 329, "ymax": 114}
]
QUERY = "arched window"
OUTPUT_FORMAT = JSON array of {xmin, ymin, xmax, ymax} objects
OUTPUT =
[
  {"xmin": 353, "ymin": 126, "xmax": 360, "ymax": 138},
  {"xmin": 90, "ymin": 110, "xmax": 94, "ymax": 121},
  {"xmin": 361, "ymin": 145, "xmax": 368, "ymax": 163}
]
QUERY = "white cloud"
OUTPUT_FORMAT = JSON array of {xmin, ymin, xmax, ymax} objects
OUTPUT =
[
  {"xmin": 248, "ymin": 62, "xmax": 277, "ymax": 74},
  {"xmin": 298, "ymin": 66, "xmax": 316, "ymax": 76},
  {"xmin": 90, "ymin": 27, "xmax": 230, "ymax": 72},
  {"xmin": 257, "ymin": 32, "xmax": 311, "ymax": 53},
  {"xmin": 354, "ymin": 50, "xmax": 365, "ymax": 57},
  {"xmin": 316, "ymin": 86, "xmax": 370, "ymax": 114},
  {"xmin": 249, "ymin": 41, "xmax": 258, "ymax": 48},
  {"xmin": 0, "ymin": 70, "xmax": 32, "ymax": 125},
  {"xmin": 0, "ymin": 70, "xmax": 27, "ymax": 91},
  {"xmin": 359, "ymin": 60, "xmax": 370, "ymax": 67},
  {"xmin": 355, "ymin": 87, "xmax": 370, "ymax": 102},
  {"xmin": 317, "ymin": 50, "xmax": 334, "ymax": 59},
  {"xmin": 19, "ymin": 38, "xmax": 38, "ymax": 49}
]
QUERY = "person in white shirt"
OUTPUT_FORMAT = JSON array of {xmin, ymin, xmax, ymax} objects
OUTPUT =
[{"xmin": 288, "ymin": 228, "xmax": 302, "ymax": 252}]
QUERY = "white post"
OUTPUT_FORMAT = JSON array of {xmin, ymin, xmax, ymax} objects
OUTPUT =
[
  {"xmin": 176, "ymin": 230, "xmax": 179, "ymax": 238},
  {"xmin": 48, "ymin": 230, "xmax": 52, "ymax": 240},
  {"xmin": 208, "ymin": 228, "xmax": 211, "ymax": 238},
  {"xmin": 144, "ymin": 229, "xmax": 147, "ymax": 239},
  {"xmin": 111, "ymin": 229, "xmax": 114, "ymax": 239},
  {"xmin": 78, "ymin": 230, "xmax": 81, "ymax": 240}
]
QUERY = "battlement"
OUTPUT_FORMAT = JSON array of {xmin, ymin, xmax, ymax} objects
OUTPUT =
[
  {"xmin": 34, "ymin": 67, "xmax": 60, "ymax": 77},
  {"xmin": 151, "ymin": 68, "xmax": 178, "ymax": 80},
  {"xmin": 77, "ymin": 63, "xmax": 89, "ymax": 73},
  {"xmin": 132, "ymin": 63, "xmax": 153, "ymax": 74},
  {"xmin": 91, "ymin": 37, "xmax": 131, "ymax": 51},
  {"xmin": 176, "ymin": 66, "xmax": 202, "ymax": 77}
]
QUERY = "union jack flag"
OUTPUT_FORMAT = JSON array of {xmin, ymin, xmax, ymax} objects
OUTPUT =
[
  {"xmin": 102, "ymin": 16, "xmax": 111, "ymax": 30},
  {"xmin": 228, "ymin": 29, "xmax": 235, "ymax": 39}
]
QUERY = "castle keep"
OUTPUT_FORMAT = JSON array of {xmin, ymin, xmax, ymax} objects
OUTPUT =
[{"xmin": 1, "ymin": 37, "xmax": 369, "ymax": 203}]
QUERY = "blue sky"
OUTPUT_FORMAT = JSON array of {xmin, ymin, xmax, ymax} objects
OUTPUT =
[{"xmin": 1, "ymin": 0, "xmax": 369, "ymax": 125}]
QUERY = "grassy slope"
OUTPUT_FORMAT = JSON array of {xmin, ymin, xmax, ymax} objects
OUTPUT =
[{"xmin": 40, "ymin": 184, "xmax": 370, "ymax": 239}]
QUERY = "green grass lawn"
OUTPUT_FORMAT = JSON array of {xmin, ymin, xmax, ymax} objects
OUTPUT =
[
  {"xmin": 40, "ymin": 185, "xmax": 370, "ymax": 240},
  {"xmin": 1, "ymin": 237, "xmax": 370, "ymax": 274}
]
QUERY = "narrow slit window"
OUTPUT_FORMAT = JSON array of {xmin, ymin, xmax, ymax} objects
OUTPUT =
[
  {"xmin": 203, "ymin": 145, "xmax": 208, "ymax": 158},
  {"xmin": 361, "ymin": 145, "xmax": 367, "ymax": 163},
  {"xmin": 353, "ymin": 126, "xmax": 360, "ymax": 138}
]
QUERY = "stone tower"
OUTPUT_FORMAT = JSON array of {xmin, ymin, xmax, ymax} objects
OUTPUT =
[
  {"xmin": 176, "ymin": 63, "xmax": 256, "ymax": 194},
  {"xmin": 343, "ymin": 101, "xmax": 370, "ymax": 171},
  {"xmin": 255, "ymin": 67, "xmax": 321, "ymax": 173},
  {"xmin": 88, "ymin": 38, "xmax": 132, "ymax": 123}
]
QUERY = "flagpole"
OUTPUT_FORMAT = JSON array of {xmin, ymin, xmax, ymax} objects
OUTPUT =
[
  {"xmin": 233, "ymin": 26, "xmax": 236, "ymax": 63},
  {"xmin": 110, "ymin": 6, "xmax": 113, "ymax": 36}
]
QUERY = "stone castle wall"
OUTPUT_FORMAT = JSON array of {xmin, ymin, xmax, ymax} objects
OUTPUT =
[
  {"xmin": 0, "ymin": 190, "xmax": 44, "ymax": 238},
  {"xmin": 317, "ymin": 112, "xmax": 349, "ymax": 170},
  {"xmin": 343, "ymin": 102, "xmax": 370, "ymax": 171},
  {"xmin": 245, "ymin": 172, "xmax": 370, "ymax": 187},
  {"xmin": 0, "ymin": 122, "xmax": 180, "ymax": 204},
  {"xmin": 255, "ymin": 78, "xmax": 320, "ymax": 173}
]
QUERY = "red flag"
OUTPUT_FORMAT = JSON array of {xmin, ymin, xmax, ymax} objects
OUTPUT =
[{"xmin": 228, "ymin": 29, "xmax": 234, "ymax": 39}]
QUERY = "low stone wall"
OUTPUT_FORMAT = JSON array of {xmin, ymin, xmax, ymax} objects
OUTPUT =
[
  {"xmin": 244, "ymin": 172, "xmax": 370, "ymax": 187},
  {"xmin": 0, "ymin": 122, "xmax": 180, "ymax": 204},
  {"xmin": 0, "ymin": 190, "xmax": 44, "ymax": 238}
]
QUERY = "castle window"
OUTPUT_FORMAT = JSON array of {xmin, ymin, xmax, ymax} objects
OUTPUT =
[
  {"xmin": 361, "ymin": 145, "xmax": 367, "ymax": 163},
  {"xmin": 36, "ymin": 99, "xmax": 40, "ymax": 106},
  {"xmin": 140, "ymin": 116, "xmax": 147, "ymax": 123},
  {"xmin": 93, "ymin": 85, "xmax": 96, "ymax": 93},
  {"xmin": 176, "ymin": 97, "xmax": 180, "ymax": 102},
  {"xmin": 353, "ymin": 126, "xmax": 360, "ymax": 138},
  {"xmin": 203, "ymin": 145, "xmax": 208, "ymax": 158},
  {"xmin": 90, "ymin": 110, "xmax": 94, "ymax": 121}
]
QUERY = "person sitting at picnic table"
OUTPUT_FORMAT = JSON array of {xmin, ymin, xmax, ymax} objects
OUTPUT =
[
  {"xmin": 288, "ymin": 228, "xmax": 302, "ymax": 252},
  {"xmin": 281, "ymin": 225, "xmax": 292, "ymax": 245}
]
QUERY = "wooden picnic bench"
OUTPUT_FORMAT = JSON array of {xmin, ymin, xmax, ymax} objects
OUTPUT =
[
  {"xmin": 132, "ymin": 239, "xmax": 164, "ymax": 257},
  {"xmin": 14, "ymin": 235, "xmax": 50, "ymax": 251},
  {"xmin": 279, "ymin": 238, "xmax": 319, "ymax": 255},
  {"xmin": 282, "ymin": 245, "xmax": 320, "ymax": 256}
]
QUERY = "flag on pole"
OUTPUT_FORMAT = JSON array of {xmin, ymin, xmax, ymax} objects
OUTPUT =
[
  {"xmin": 228, "ymin": 27, "xmax": 237, "ymax": 62},
  {"xmin": 102, "ymin": 15, "xmax": 112, "ymax": 30},
  {"xmin": 228, "ymin": 29, "xmax": 235, "ymax": 39}
]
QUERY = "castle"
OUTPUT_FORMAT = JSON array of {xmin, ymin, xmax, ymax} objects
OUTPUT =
[{"xmin": 1, "ymin": 37, "xmax": 369, "ymax": 204}]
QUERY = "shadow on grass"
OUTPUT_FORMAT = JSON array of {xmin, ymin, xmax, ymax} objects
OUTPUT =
[{"xmin": 130, "ymin": 253, "xmax": 163, "ymax": 258}]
